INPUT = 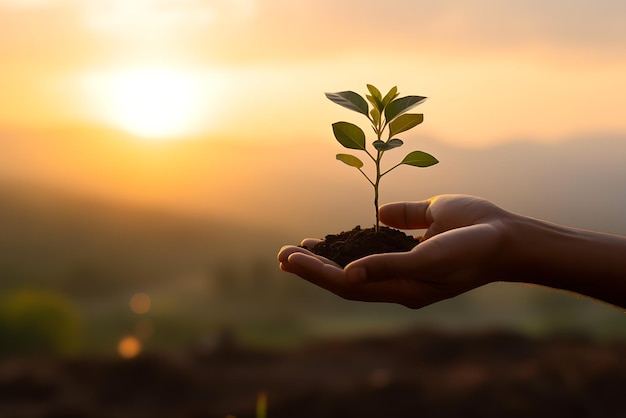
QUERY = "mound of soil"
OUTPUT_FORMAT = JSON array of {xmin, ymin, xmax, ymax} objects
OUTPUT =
[{"xmin": 311, "ymin": 226, "xmax": 419, "ymax": 267}]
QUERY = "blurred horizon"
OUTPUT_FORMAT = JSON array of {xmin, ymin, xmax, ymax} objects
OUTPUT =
[{"xmin": 2, "ymin": 125, "xmax": 625, "ymax": 236}]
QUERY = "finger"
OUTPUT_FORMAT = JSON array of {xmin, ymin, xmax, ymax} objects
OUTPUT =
[
  {"xmin": 281, "ymin": 252, "xmax": 344, "ymax": 290},
  {"xmin": 345, "ymin": 251, "xmax": 421, "ymax": 284},
  {"xmin": 283, "ymin": 252, "xmax": 422, "ymax": 306},
  {"xmin": 277, "ymin": 245, "xmax": 340, "ymax": 267},
  {"xmin": 379, "ymin": 200, "xmax": 433, "ymax": 230},
  {"xmin": 300, "ymin": 238, "xmax": 321, "ymax": 250},
  {"xmin": 276, "ymin": 238, "xmax": 321, "ymax": 262},
  {"xmin": 277, "ymin": 245, "xmax": 310, "ymax": 263}
]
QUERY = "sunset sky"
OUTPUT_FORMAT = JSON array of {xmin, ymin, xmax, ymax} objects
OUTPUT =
[
  {"xmin": 3, "ymin": 0, "xmax": 626, "ymax": 142},
  {"xmin": 1, "ymin": 0, "xmax": 626, "ymax": 229}
]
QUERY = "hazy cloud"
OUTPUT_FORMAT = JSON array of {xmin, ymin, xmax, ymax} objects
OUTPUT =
[
  {"xmin": 81, "ymin": 0, "xmax": 257, "ymax": 34},
  {"xmin": 1, "ymin": 0, "xmax": 624, "ymax": 66},
  {"xmin": 139, "ymin": 0, "xmax": 624, "ymax": 65}
]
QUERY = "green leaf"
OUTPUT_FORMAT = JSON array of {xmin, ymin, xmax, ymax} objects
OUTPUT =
[
  {"xmin": 366, "ymin": 94, "xmax": 384, "ymax": 113},
  {"xmin": 332, "ymin": 122, "xmax": 366, "ymax": 150},
  {"xmin": 382, "ymin": 86, "xmax": 398, "ymax": 107},
  {"xmin": 372, "ymin": 140, "xmax": 385, "ymax": 151},
  {"xmin": 373, "ymin": 139, "xmax": 404, "ymax": 151},
  {"xmin": 370, "ymin": 107, "xmax": 381, "ymax": 127},
  {"xmin": 385, "ymin": 95, "xmax": 427, "ymax": 122},
  {"xmin": 325, "ymin": 91, "xmax": 369, "ymax": 116},
  {"xmin": 389, "ymin": 113, "xmax": 424, "ymax": 137},
  {"xmin": 336, "ymin": 153, "xmax": 364, "ymax": 168},
  {"xmin": 366, "ymin": 84, "xmax": 382, "ymax": 100},
  {"xmin": 388, "ymin": 138, "xmax": 404, "ymax": 149},
  {"xmin": 400, "ymin": 151, "xmax": 438, "ymax": 167}
]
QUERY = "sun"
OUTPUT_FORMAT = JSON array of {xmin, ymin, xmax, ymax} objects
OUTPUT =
[
  {"xmin": 109, "ymin": 69, "xmax": 199, "ymax": 139},
  {"xmin": 84, "ymin": 68, "xmax": 207, "ymax": 140}
]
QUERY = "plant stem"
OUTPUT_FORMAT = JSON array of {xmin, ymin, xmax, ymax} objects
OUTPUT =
[
  {"xmin": 374, "ymin": 151, "xmax": 381, "ymax": 232},
  {"xmin": 370, "ymin": 114, "xmax": 386, "ymax": 233}
]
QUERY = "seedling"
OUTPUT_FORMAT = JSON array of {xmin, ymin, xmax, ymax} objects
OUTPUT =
[{"xmin": 326, "ymin": 84, "xmax": 438, "ymax": 232}]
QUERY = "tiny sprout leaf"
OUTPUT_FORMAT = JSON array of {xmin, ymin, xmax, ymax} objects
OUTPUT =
[
  {"xmin": 382, "ymin": 86, "xmax": 398, "ymax": 107},
  {"xmin": 400, "ymin": 151, "xmax": 439, "ymax": 167},
  {"xmin": 325, "ymin": 91, "xmax": 369, "ymax": 116},
  {"xmin": 373, "ymin": 139, "xmax": 404, "ymax": 151},
  {"xmin": 372, "ymin": 140, "xmax": 386, "ymax": 151},
  {"xmin": 370, "ymin": 107, "xmax": 381, "ymax": 126},
  {"xmin": 366, "ymin": 84, "xmax": 382, "ymax": 100},
  {"xmin": 366, "ymin": 94, "xmax": 384, "ymax": 112},
  {"xmin": 389, "ymin": 113, "xmax": 424, "ymax": 137},
  {"xmin": 388, "ymin": 138, "xmax": 404, "ymax": 148},
  {"xmin": 385, "ymin": 95, "xmax": 427, "ymax": 122},
  {"xmin": 332, "ymin": 121, "xmax": 366, "ymax": 150},
  {"xmin": 336, "ymin": 153, "xmax": 364, "ymax": 168}
]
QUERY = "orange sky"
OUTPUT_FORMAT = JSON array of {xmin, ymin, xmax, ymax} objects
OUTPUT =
[
  {"xmin": 2, "ymin": 0, "xmax": 625, "ymax": 144},
  {"xmin": 1, "ymin": 0, "xmax": 625, "ymax": 228}
]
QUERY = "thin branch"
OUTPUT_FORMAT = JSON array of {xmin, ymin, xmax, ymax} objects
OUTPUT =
[
  {"xmin": 357, "ymin": 168, "xmax": 375, "ymax": 187},
  {"xmin": 381, "ymin": 162, "xmax": 402, "ymax": 177}
]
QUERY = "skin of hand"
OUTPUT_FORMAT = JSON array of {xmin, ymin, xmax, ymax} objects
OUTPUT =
[
  {"xmin": 277, "ymin": 195, "xmax": 514, "ymax": 309},
  {"xmin": 278, "ymin": 194, "xmax": 626, "ymax": 309}
]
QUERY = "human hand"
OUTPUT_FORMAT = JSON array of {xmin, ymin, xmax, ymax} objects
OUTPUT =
[{"xmin": 277, "ymin": 195, "xmax": 512, "ymax": 309}]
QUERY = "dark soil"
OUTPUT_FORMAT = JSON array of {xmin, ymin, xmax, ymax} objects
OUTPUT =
[
  {"xmin": 1, "ymin": 328, "xmax": 625, "ymax": 418},
  {"xmin": 311, "ymin": 226, "xmax": 419, "ymax": 267}
]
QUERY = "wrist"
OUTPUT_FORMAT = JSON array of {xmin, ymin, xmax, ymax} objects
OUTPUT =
[
  {"xmin": 502, "ymin": 211, "xmax": 626, "ymax": 308},
  {"xmin": 502, "ymin": 213, "xmax": 570, "ymax": 283}
]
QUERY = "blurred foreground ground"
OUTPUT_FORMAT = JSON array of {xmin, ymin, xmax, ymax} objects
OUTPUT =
[{"xmin": 2, "ymin": 328, "xmax": 625, "ymax": 418}]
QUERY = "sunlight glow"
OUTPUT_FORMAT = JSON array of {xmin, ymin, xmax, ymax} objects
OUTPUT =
[
  {"xmin": 82, "ymin": 0, "xmax": 257, "ymax": 33},
  {"xmin": 82, "ymin": 68, "xmax": 210, "ymax": 140},
  {"xmin": 107, "ymin": 69, "xmax": 199, "ymax": 139}
]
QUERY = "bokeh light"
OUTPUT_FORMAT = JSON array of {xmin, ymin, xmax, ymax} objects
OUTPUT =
[
  {"xmin": 129, "ymin": 292, "xmax": 151, "ymax": 315},
  {"xmin": 117, "ymin": 336, "xmax": 142, "ymax": 359}
]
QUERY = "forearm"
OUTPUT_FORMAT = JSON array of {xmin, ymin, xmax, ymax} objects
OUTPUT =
[{"xmin": 503, "ymin": 214, "xmax": 626, "ymax": 309}]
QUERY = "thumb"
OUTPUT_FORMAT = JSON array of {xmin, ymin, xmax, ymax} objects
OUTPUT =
[{"xmin": 379, "ymin": 200, "xmax": 432, "ymax": 230}]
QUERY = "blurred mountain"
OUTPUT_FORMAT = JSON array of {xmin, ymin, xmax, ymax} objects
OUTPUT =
[
  {"xmin": 1, "ymin": 126, "xmax": 625, "ymax": 236},
  {"xmin": 421, "ymin": 134, "xmax": 626, "ymax": 234}
]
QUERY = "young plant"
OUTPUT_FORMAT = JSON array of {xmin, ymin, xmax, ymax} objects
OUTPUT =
[{"xmin": 326, "ymin": 84, "xmax": 438, "ymax": 232}]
